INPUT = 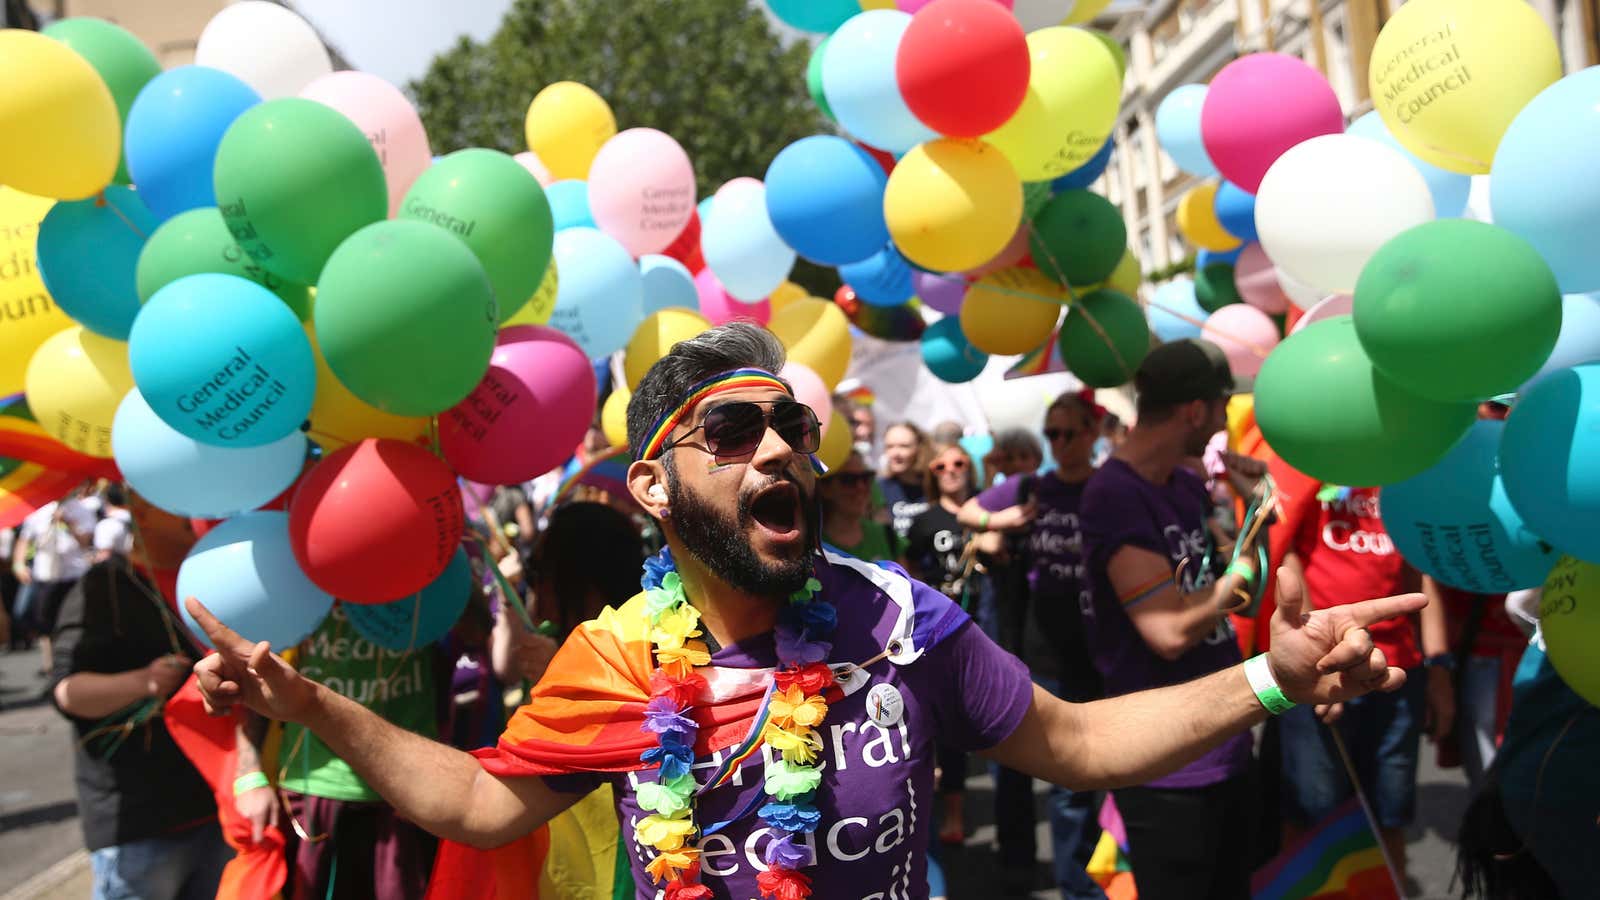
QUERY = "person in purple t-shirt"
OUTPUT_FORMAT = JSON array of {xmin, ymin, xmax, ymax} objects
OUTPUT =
[
  {"xmin": 188, "ymin": 325, "xmax": 1424, "ymax": 900},
  {"xmin": 1079, "ymin": 338, "xmax": 1274, "ymax": 900}
]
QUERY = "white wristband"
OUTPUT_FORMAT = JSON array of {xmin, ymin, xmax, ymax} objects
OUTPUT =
[{"xmin": 1244, "ymin": 653, "xmax": 1295, "ymax": 715}]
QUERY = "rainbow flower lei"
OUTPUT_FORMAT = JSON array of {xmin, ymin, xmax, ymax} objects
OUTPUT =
[{"xmin": 635, "ymin": 547, "xmax": 838, "ymax": 900}]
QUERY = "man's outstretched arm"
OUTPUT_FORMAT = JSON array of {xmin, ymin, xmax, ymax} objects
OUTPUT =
[
  {"xmin": 186, "ymin": 598, "xmax": 578, "ymax": 849},
  {"xmin": 985, "ymin": 566, "xmax": 1425, "ymax": 790}
]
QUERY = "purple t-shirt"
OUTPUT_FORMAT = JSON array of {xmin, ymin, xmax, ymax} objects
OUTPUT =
[
  {"xmin": 1078, "ymin": 458, "xmax": 1252, "ymax": 788},
  {"xmin": 557, "ymin": 553, "xmax": 1033, "ymax": 900},
  {"xmin": 978, "ymin": 474, "xmax": 1091, "ymax": 622}
]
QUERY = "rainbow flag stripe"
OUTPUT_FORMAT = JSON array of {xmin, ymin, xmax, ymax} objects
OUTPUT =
[
  {"xmin": 1004, "ymin": 329, "xmax": 1068, "ymax": 380},
  {"xmin": 0, "ymin": 457, "xmax": 87, "ymax": 530},
  {"xmin": 1252, "ymin": 800, "xmax": 1397, "ymax": 900},
  {"xmin": 0, "ymin": 393, "xmax": 119, "ymax": 479}
]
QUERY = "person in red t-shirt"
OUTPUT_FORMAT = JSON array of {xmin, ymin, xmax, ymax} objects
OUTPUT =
[{"xmin": 1277, "ymin": 484, "xmax": 1446, "ymax": 879}]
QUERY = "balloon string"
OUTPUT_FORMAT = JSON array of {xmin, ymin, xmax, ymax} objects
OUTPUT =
[
  {"xmin": 1019, "ymin": 221, "xmax": 1137, "ymax": 381},
  {"xmin": 95, "ymin": 190, "xmax": 149, "ymax": 239}
]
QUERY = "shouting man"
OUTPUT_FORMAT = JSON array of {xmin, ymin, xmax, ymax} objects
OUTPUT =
[{"xmin": 190, "ymin": 324, "xmax": 1424, "ymax": 900}]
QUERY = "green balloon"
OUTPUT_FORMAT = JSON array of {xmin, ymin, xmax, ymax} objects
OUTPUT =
[
  {"xmin": 1022, "ymin": 180, "xmax": 1053, "ymax": 221},
  {"xmin": 1255, "ymin": 316, "xmax": 1476, "ymax": 486},
  {"xmin": 1058, "ymin": 289, "xmax": 1150, "ymax": 388},
  {"xmin": 136, "ymin": 208, "xmax": 312, "ymax": 320},
  {"xmin": 400, "ymin": 149, "xmax": 553, "ymax": 326},
  {"xmin": 1030, "ymin": 190, "xmax": 1126, "ymax": 287},
  {"xmin": 807, "ymin": 36, "xmax": 835, "ymax": 122},
  {"xmin": 1085, "ymin": 29, "xmax": 1128, "ymax": 80},
  {"xmin": 1195, "ymin": 262, "xmax": 1242, "ymax": 313},
  {"xmin": 43, "ymin": 18, "xmax": 161, "ymax": 185},
  {"xmin": 1354, "ymin": 219, "xmax": 1562, "ymax": 403},
  {"xmin": 213, "ymin": 98, "xmax": 387, "ymax": 285},
  {"xmin": 314, "ymin": 221, "xmax": 496, "ymax": 416}
]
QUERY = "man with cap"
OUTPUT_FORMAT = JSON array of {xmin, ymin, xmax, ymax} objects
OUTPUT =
[{"xmin": 1078, "ymin": 338, "xmax": 1270, "ymax": 900}]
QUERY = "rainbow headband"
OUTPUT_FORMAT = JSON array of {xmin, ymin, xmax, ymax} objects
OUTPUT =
[{"xmin": 636, "ymin": 367, "xmax": 827, "ymax": 474}]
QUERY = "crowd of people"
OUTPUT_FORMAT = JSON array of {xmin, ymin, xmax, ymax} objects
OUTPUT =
[{"xmin": 2, "ymin": 325, "xmax": 1592, "ymax": 900}]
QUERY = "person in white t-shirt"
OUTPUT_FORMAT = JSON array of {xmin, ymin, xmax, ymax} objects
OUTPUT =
[
  {"xmin": 93, "ymin": 486, "xmax": 135, "ymax": 563},
  {"xmin": 14, "ymin": 494, "xmax": 96, "ymax": 674}
]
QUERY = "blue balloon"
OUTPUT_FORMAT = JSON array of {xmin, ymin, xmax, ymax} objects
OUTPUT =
[
  {"xmin": 36, "ymin": 185, "xmax": 160, "ymax": 339},
  {"xmin": 1212, "ymin": 181, "xmax": 1257, "ymax": 243},
  {"xmin": 820, "ymin": 10, "xmax": 937, "ymax": 155},
  {"xmin": 1521, "ymin": 294, "xmax": 1600, "ymax": 394},
  {"xmin": 1155, "ymin": 84, "xmax": 1217, "ymax": 178},
  {"xmin": 1492, "ymin": 67, "xmax": 1600, "ymax": 293},
  {"xmin": 1196, "ymin": 245, "xmax": 1243, "ymax": 268},
  {"xmin": 1051, "ymin": 139, "xmax": 1114, "ymax": 192},
  {"xmin": 840, "ymin": 244, "xmax": 913, "ymax": 307},
  {"xmin": 547, "ymin": 179, "xmax": 594, "ymax": 231},
  {"xmin": 1501, "ymin": 363, "xmax": 1600, "ymax": 562},
  {"xmin": 178, "ymin": 511, "xmax": 334, "ymax": 649},
  {"xmin": 1383, "ymin": 419, "xmax": 1558, "ymax": 592},
  {"xmin": 345, "ymin": 548, "xmax": 472, "ymax": 651},
  {"xmin": 765, "ymin": 135, "xmax": 889, "ymax": 266},
  {"xmin": 639, "ymin": 254, "xmax": 699, "ymax": 315},
  {"xmin": 128, "ymin": 273, "xmax": 315, "ymax": 448},
  {"xmin": 1148, "ymin": 278, "xmax": 1207, "ymax": 342},
  {"xmin": 124, "ymin": 66, "xmax": 260, "ymax": 221},
  {"xmin": 768, "ymin": 0, "xmax": 857, "ymax": 33},
  {"xmin": 547, "ymin": 227, "xmax": 644, "ymax": 359},
  {"xmin": 1348, "ymin": 111, "xmax": 1470, "ymax": 219},
  {"xmin": 922, "ymin": 317, "xmax": 988, "ymax": 383},
  {"xmin": 113, "ymin": 388, "xmax": 306, "ymax": 519}
]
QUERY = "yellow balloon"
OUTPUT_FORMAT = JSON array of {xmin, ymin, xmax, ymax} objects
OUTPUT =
[
  {"xmin": 984, "ymin": 27, "xmax": 1121, "ymax": 181},
  {"xmin": 1176, "ymin": 182, "xmax": 1243, "ymax": 253},
  {"xmin": 768, "ymin": 298, "xmax": 852, "ymax": 390},
  {"xmin": 860, "ymin": 0, "xmax": 896, "ymax": 8},
  {"xmin": 601, "ymin": 387, "xmax": 630, "ymax": 449},
  {"xmin": 0, "ymin": 30, "xmax": 120, "ymax": 200},
  {"xmin": 769, "ymin": 280, "xmax": 807, "ymax": 316},
  {"xmin": 817, "ymin": 409, "xmax": 851, "ymax": 472},
  {"xmin": 1369, "ymin": 0, "xmax": 1561, "ymax": 174},
  {"xmin": 885, "ymin": 138, "xmax": 1022, "ymax": 273},
  {"xmin": 524, "ymin": 82, "xmax": 617, "ymax": 181},
  {"xmin": 0, "ymin": 188, "xmax": 71, "ymax": 397},
  {"xmin": 505, "ymin": 261, "xmax": 560, "ymax": 327},
  {"xmin": 1064, "ymin": 0, "xmax": 1115, "ymax": 25},
  {"xmin": 1104, "ymin": 247, "xmax": 1142, "ymax": 297},
  {"xmin": 305, "ymin": 326, "xmax": 430, "ymax": 452},
  {"xmin": 24, "ymin": 326, "xmax": 133, "ymax": 458},
  {"xmin": 624, "ymin": 307, "xmax": 712, "ymax": 390},
  {"xmin": 960, "ymin": 267, "xmax": 1064, "ymax": 355}
]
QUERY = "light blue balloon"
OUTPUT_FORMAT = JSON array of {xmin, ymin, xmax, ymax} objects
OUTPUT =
[
  {"xmin": 1212, "ymin": 181, "xmax": 1257, "ymax": 243},
  {"xmin": 345, "ymin": 548, "xmax": 472, "ymax": 651},
  {"xmin": 547, "ymin": 227, "xmax": 644, "ymax": 360},
  {"xmin": 768, "ymin": 0, "xmax": 857, "ymax": 33},
  {"xmin": 1348, "ymin": 111, "xmax": 1469, "ymax": 219},
  {"xmin": 1492, "ymin": 67, "xmax": 1600, "ymax": 293},
  {"xmin": 128, "ymin": 273, "xmax": 315, "ymax": 448},
  {"xmin": 922, "ymin": 317, "xmax": 987, "ymax": 383},
  {"xmin": 36, "ymin": 185, "xmax": 160, "ymax": 339},
  {"xmin": 639, "ymin": 254, "xmax": 699, "ymax": 315},
  {"xmin": 840, "ymin": 244, "xmax": 913, "ymax": 307},
  {"xmin": 1501, "ymin": 363, "xmax": 1600, "ymax": 563},
  {"xmin": 702, "ymin": 185, "xmax": 796, "ymax": 302},
  {"xmin": 1383, "ymin": 419, "xmax": 1557, "ymax": 593},
  {"xmin": 547, "ymin": 179, "xmax": 594, "ymax": 231},
  {"xmin": 1521, "ymin": 294, "xmax": 1600, "ymax": 394},
  {"xmin": 178, "ymin": 511, "xmax": 334, "ymax": 649},
  {"xmin": 697, "ymin": 195, "xmax": 716, "ymax": 223},
  {"xmin": 1148, "ymin": 278, "xmax": 1207, "ymax": 341},
  {"xmin": 765, "ymin": 135, "xmax": 889, "ymax": 266},
  {"xmin": 112, "ymin": 389, "xmax": 305, "ymax": 519},
  {"xmin": 124, "ymin": 66, "xmax": 260, "ymax": 221},
  {"xmin": 1051, "ymin": 139, "xmax": 1114, "ymax": 192},
  {"xmin": 1155, "ymin": 84, "xmax": 1217, "ymax": 178},
  {"xmin": 820, "ymin": 10, "xmax": 937, "ymax": 155}
]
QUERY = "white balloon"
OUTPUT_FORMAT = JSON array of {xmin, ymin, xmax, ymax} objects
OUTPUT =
[
  {"xmin": 1255, "ymin": 134, "xmax": 1435, "ymax": 294},
  {"xmin": 1275, "ymin": 266, "xmax": 1328, "ymax": 308},
  {"xmin": 195, "ymin": 1, "xmax": 333, "ymax": 100},
  {"xmin": 1013, "ymin": 0, "xmax": 1078, "ymax": 31}
]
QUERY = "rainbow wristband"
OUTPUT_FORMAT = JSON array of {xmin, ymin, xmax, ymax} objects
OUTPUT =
[
  {"xmin": 1244, "ymin": 653, "xmax": 1295, "ymax": 715},
  {"xmin": 233, "ymin": 771, "xmax": 270, "ymax": 796}
]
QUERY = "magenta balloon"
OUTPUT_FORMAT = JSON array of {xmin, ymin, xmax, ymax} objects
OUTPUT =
[
  {"xmin": 1200, "ymin": 53, "xmax": 1343, "ymax": 194},
  {"xmin": 694, "ymin": 267, "xmax": 770, "ymax": 326},
  {"xmin": 1202, "ymin": 303, "xmax": 1280, "ymax": 378},
  {"xmin": 913, "ymin": 270, "xmax": 966, "ymax": 315},
  {"xmin": 1234, "ymin": 243, "xmax": 1289, "ymax": 314}
]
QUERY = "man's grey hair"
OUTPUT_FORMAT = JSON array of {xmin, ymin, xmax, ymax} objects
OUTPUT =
[
  {"xmin": 993, "ymin": 427, "xmax": 1043, "ymax": 461},
  {"xmin": 626, "ymin": 323, "xmax": 789, "ymax": 459}
]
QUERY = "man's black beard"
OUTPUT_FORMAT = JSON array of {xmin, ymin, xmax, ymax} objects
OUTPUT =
[{"xmin": 667, "ymin": 470, "xmax": 818, "ymax": 600}]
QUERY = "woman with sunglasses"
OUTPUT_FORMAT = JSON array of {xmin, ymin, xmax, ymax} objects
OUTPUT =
[{"xmin": 819, "ymin": 450, "xmax": 901, "ymax": 562}]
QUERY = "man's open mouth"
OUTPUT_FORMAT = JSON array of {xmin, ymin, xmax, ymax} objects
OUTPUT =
[{"xmin": 748, "ymin": 481, "xmax": 803, "ymax": 541}]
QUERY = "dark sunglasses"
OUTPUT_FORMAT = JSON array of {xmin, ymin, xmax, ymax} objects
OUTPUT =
[
  {"xmin": 1044, "ymin": 428, "xmax": 1079, "ymax": 443},
  {"xmin": 662, "ymin": 399, "xmax": 821, "ymax": 460},
  {"xmin": 827, "ymin": 471, "xmax": 874, "ymax": 487},
  {"xmin": 931, "ymin": 458, "xmax": 969, "ymax": 474}
]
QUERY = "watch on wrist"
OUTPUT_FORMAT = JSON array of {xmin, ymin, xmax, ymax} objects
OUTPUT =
[{"xmin": 1423, "ymin": 653, "xmax": 1457, "ymax": 672}]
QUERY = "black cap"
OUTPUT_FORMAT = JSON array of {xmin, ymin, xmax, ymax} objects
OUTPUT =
[{"xmin": 1135, "ymin": 339, "xmax": 1234, "ymax": 408}]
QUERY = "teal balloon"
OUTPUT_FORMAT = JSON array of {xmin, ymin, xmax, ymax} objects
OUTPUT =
[
  {"xmin": 1348, "ymin": 111, "xmax": 1469, "ymax": 219},
  {"xmin": 547, "ymin": 227, "xmax": 644, "ymax": 360},
  {"xmin": 547, "ymin": 179, "xmax": 594, "ymax": 231},
  {"xmin": 922, "ymin": 316, "xmax": 987, "ymax": 383},
  {"xmin": 345, "ymin": 548, "xmax": 472, "ymax": 651},
  {"xmin": 1500, "ymin": 363, "xmax": 1600, "ymax": 563},
  {"xmin": 129, "ymin": 273, "xmax": 316, "ymax": 447},
  {"xmin": 639, "ymin": 254, "xmax": 699, "ymax": 315},
  {"xmin": 178, "ymin": 511, "xmax": 333, "ymax": 650},
  {"xmin": 1149, "ymin": 278, "xmax": 1206, "ymax": 341},
  {"xmin": 36, "ymin": 185, "xmax": 160, "ymax": 339},
  {"xmin": 768, "ymin": 0, "xmax": 857, "ymax": 33}
]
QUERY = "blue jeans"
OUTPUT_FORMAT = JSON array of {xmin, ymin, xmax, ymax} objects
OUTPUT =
[
  {"xmin": 1279, "ymin": 669, "xmax": 1425, "ymax": 829},
  {"xmin": 90, "ymin": 821, "xmax": 229, "ymax": 900},
  {"xmin": 1458, "ymin": 655, "xmax": 1502, "ymax": 789}
]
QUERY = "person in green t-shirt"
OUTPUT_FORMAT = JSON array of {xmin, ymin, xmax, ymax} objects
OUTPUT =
[{"xmin": 819, "ymin": 450, "xmax": 902, "ymax": 563}]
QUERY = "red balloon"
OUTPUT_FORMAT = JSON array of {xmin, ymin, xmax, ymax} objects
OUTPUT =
[
  {"xmin": 834, "ymin": 284, "xmax": 862, "ymax": 316},
  {"xmin": 856, "ymin": 142, "xmax": 897, "ymax": 176},
  {"xmin": 289, "ymin": 439, "xmax": 464, "ymax": 604},
  {"xmin": 661, "ymin": 207, "xmax": 702, "ymax": 268},
  {"xmin": 896, "ymin": 0, "xmax": 1030, "ymax": 138}
]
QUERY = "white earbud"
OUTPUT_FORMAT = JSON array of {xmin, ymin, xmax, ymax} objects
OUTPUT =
[{"xmin": 648, "ymin": 484, "xmax": 668, "ymax": 503}]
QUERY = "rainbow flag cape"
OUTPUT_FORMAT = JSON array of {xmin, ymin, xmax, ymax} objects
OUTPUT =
[
  {"xmin": 1004, "ymin": 328, "xmax": 1068, "ymax": 380},
  {"xmin": 0, "ymin": 393, "xmax": 119, "ymax": 477},
  {"xmin": 552, "ymin": 446, "xmax": 634, "ymax": 509},
  {"xmin": 1251, "ymin": 800, "xmax": 1398, "ymax": 900},
  {"xmin": 0, "ymin": 456, "xmax": 86, "ymax": 529}
]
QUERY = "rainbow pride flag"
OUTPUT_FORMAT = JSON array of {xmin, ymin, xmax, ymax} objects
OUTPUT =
[
  {"xmin": 0, "ymin": 457, "xmax": 86, "ymax": 529},
  {"xmin": 1004, "ymin": 328, "xmax": 1068, "ymax": 380},
  {"xmin": 0, "ymin": 393, "xmax": 119, "ymax": 479},
  {"xmin": 1251, "ymin": 800, "xmax": 1398, "ymax": 900}
]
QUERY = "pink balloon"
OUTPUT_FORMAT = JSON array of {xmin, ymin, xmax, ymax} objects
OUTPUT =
[
  {"xmin": 587, "ymin": 128, "xmax": 696, "ymax": 257},
  {"xmin": 439, "ymin": 325, "xmax": 597, "ymax": 485},
  {"xmin": 898, "ymin": 0, "xmax": 1012, "ymax": 9},
  {"xmin": 300, "ymin": 71, "xmax": 432, "ymax": 217},
  {"xmin": 694, "ymin": 267, "xmax": 770, "ymax": 326},
  {"xmin": 1289, "ymin": 293, "xmax": 1353, "ymax": 335},
  {"xmin": 780, "ymin": 362, "xmax": 833, "ymax": 432},
  {"xmin": 513, "ymin": 151, "xmax": 554, "ymax": 187},
  {"xmin": 1200, "ymin": 53, "xmax": 1343, "ymax": 194},
  {"xmin": 1201, "ymin": 303, "xmax": 1280, "ymax": 378},
  {"xmin": 1234, "ymin": 243, "xmax": 1289, "ymax": 314}
]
